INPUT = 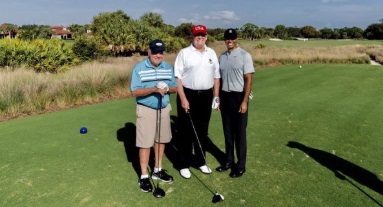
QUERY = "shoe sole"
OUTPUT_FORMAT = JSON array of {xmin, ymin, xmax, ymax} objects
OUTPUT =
[
  {"xmin": 141, "ymin": 189, "xmax": 153, "ymax": 193},
  {"xmin": 180, "ymin": 173, "xmax": 191, "ymax": 179},
  {"xmin": 229, "ymin": 171, "xmax": 246, "ymax": 178},
  {"xmin": 216, "ymin": 167, "xmax": 231, "ymax": 172},
  {"xmin": 181, "ymin": 176, "xmax": 191, "ymax": 179},
  {"xmin": 200, "ymin": 169, "xmax": 212, "ymax": 174},
  {"xmin": 201, "ymin": 171, "xmax": 212, "ymax": 174},
  {"xmin": 138, "ymin": 184, "xmax": 153, "ymax": 192},
  {"xmin": 151, "ymin": 176, "xmax": 173, "ymax": 183}
]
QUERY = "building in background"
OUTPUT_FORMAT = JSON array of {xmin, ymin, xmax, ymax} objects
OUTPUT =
[
  {"xmin": 50, "ymin": 26, "xmax": 73, "ymax": 39},
  {"xmin": 0, "ymin": 23, "xmax": 18, "ymax": 39}
]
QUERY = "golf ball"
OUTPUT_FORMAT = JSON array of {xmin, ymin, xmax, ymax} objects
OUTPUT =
[
  {"xmin": 299, "ymin": 65, "xmax": 302, "ymax": 68},
  {"xmin": 80, "ymin": 127, "xmax": 88, "ymax": 134}
]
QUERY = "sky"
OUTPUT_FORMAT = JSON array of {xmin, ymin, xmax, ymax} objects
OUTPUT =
[{"xmin": 1, "ymin": 0, "xmax": 382, "ymax": 30}]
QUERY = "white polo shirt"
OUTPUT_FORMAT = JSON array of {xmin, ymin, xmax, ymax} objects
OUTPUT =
[{"xmin": 174, "ymin": 44, "xmax": 220, "ymax": 90}]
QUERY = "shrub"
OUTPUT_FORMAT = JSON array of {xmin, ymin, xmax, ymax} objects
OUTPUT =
[
  {"xmin": 162, "ymin": 37, "xmax": 188, "ymax": 53},
  {"xmin": 255, "ymin": 43, "xmax": 267, "ymax": 49},
  {"xmin": 72, "ymin": 36, "xmax": 103, "ymax": 61},
  {"xmin": 0, "ymin": 39, "xmax": 79, "ymax": 73}
]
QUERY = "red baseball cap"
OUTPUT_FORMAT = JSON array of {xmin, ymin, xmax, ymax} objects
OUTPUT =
[{"xmin": 192, "ymin": 25, "xmax": 207, "ymax": 36}]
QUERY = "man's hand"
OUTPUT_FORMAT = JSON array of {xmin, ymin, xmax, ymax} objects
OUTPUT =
[
  {"xmin": 182, "ymin": 98, "xmax": 190, "ymax": 113},
  {"xmin": 157, "ymin": 81, "xmax": 169, "ymax": 92},
  {"xmin": 239, "ymin": 101, "xmax": 248, "ymax": 113}
]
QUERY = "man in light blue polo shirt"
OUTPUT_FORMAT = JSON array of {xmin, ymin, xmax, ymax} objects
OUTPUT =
[
  {"xmin": 216, "ymin": 28, "xmax": 255, "ymax": 178},
  {"xmin": 130, "ymin": 39, "xmax": 177, "ymax": 192}
]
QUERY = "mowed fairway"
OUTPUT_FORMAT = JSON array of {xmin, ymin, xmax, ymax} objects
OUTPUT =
[{"xmin": 1, "ymin": 64, "xmax": 383, "ymax": 207}]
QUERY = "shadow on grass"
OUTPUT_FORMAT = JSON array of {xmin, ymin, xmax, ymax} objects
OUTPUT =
[
  {"xmin": 116, "ymin": 116, "xmax": 225, "ymax": 179},
  {"xmin": 166, "ymin": 115, "xmax": 226, "ymax": 171},
  {"xmin": 164, "ymin": 115, "xmax": 181, "ymax": 170},
  {"xmin": 116, "ymin": 122, "xmax": 141, "ymax": 177},
  {"xmin": 287, "ymin": 141, "xmax": 383, "ymax": 206},
  {"xmin": 116, "ymin": 121, "xmax": 177, "ymax": 177}
]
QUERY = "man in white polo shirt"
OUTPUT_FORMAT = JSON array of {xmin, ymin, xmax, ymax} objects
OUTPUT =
[{"xmin": 174, "ymin": 24, "xmax": 220, "ymax": 179}]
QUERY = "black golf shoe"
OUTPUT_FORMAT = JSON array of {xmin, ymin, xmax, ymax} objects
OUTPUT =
[
  {"xmin": 229, "ymin": 168, "xmax": 246, "ymax": 178},
  {"xmin": 152, "ymin": 170, "xmax": 174, "ymax": 183},
  {"xmin": 139, "ymin": 178, "xmax": 153, "ymax": 192},
  {"xmin": 215, "ymin": 163, "xmax": 232, "ymax": 172}
]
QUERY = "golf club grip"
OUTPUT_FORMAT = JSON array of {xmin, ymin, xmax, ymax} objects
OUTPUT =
[{"xmin": 159, "ymin": 95, "xmax": 162, "ymax": 113}]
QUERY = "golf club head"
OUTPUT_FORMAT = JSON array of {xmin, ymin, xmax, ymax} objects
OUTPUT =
[
  {"xmin": 212, "ymin": 193, "xmax": 224, "ymax": 203},
  {"xmin": 153, "ymin": 187, "xmax": 165, "ymax": 198}
]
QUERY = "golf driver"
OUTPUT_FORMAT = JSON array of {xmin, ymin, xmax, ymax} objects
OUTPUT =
[
  {"xmin": 153, "ymin": 95, "xmax": 165, "ymax": 198},
  {"xmin": 187, "ymin": 112, "xmax": 224, "ymax": 203}
]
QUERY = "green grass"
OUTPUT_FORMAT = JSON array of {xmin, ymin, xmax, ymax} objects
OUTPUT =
[{"xmin": 1, "ymin": 64, "xmax": 383, "ymax": 206}]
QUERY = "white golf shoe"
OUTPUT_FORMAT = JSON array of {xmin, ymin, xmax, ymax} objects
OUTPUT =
[
  {"xmin": 199, "ymin": 165, "xmax": 212, "ymax": 174},
  {"xmin": 180, "ymin": 168, "xmax": 191, "ymax": 179}
]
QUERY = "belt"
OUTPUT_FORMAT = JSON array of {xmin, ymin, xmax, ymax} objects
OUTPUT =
[
  {"xmin": 137, "ymin": 102, "xmax": 164, "ymax": 110},
  {"xmin": 183, "ymin": 87, "xmax": 212, "ymax": 94}
]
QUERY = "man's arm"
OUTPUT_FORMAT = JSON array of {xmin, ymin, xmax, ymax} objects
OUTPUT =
[
  {"xmin": 239, "ymin": 73, "xmax": 253, "ymax": 113},
  {"xmin": 132, "ymin": 87, "xmax": 167, "ymax": 97},
  {"xmin": 213, "ymin": 78, "xmax": 220, "ymax": 98}
]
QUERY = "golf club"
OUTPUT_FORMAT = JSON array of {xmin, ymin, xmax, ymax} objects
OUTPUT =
[
  {"xmin": 153, "ymin": 95, "xmax": 165, "ymax": 198},
  {"xmin": 187, "ymin": 112, "xmax": 224, "ymax": 203}
]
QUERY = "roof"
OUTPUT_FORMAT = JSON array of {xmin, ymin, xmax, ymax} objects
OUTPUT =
[{"xmin": 51, "ymin": 26, "xmax": 72, "ymax": 35}]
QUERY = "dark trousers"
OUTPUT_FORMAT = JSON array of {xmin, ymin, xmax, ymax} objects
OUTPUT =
[
  {"xmin": 220, "ymin": 91, "xmax": 248, "ymax": 170},
  {"xmin": 176, "ymin": 87, "xmax": 214, "ymax": 169}
]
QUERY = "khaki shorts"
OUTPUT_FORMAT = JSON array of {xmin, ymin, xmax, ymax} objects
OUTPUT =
[{"xmin": 136, "ymin": 104, "xmax": 172, "ymax": 148}]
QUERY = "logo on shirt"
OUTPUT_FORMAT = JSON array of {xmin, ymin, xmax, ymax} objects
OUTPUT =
[{"xmin": 209, "ymin": 59, "xmax": 213, "ymax": 64}]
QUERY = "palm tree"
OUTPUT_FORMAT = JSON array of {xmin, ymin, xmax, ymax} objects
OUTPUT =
[
  {"xmin": 241, "ymin": 23, "xmax": 258, "ymax": 40},
  {"xmin": 140, "ymin": 12, "xmax": 165, "ymax": 28}
]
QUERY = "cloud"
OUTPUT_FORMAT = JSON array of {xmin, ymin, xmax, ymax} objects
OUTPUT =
[
  {"xmin": 178, "ymin": 18, "xmax": 200, "ymax": 24},
  {"xmin": 203, "ymin": 11, "xmax": 240, "ymax": 22},
  {"xmin": 178, "ymin": 10, "xmax": 240, "ymax": 25}
]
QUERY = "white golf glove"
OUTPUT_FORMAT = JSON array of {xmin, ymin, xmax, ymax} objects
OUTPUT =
[
  {"xmin": 157, "ymin": 81, "xmax": 169, "ymax": 92},
  {"xmin": 212, "ymin": 97, "xmax": 220, "ymax": 109},
  {"xmin": 249, "ymin": 91, "xmax": 253, "ymax": 100}
]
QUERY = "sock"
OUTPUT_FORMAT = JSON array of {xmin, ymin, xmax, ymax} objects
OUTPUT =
[
  {"xmin": 140, "ymin": 174, "xmax": 149, "ymax": 179},
  {"xmin": 154, "ymin": 167, "xmax": 161, "ymax": 173}
]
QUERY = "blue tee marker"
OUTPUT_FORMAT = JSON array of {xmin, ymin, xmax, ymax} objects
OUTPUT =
[{"xmin": 80, "ymin": 127, "xmax": 88, "ymax": 134}]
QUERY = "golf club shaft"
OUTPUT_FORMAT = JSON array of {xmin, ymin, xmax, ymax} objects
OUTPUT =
[
  {"xmin": 151, "ymin": 95, "xmax": 166, "ymax": 197},
  {"xmin": 187, "ymin": 112, "xmax": 219, "ymax": 194},
  {"xmin": 187, "ymin": 112, "xmax": 205, "ymax": 161},
  {"xmin": 156, "ymin": 95, "xmax": 162, "ymax": 180}
]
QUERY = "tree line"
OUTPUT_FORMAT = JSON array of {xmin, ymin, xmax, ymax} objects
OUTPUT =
[
  {"xmin": 1, "ymin": 10, "xmax": 382, "ymax": 71},
  {"xmin": 2, "ymin": 10, "xmax": 383, "ymax": 42},
  {"xmin": 230, "ymin": 21, "xmax": 383, "ymax": 40}
]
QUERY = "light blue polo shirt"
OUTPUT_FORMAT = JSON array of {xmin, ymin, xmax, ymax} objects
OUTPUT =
[
  {"xmin": 219, "ymin": 47, "xmax": 255, "ymax": 92},
  {"xmin": 130, "ymin": 58, "xmax": 177, "ymax": 109}
]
